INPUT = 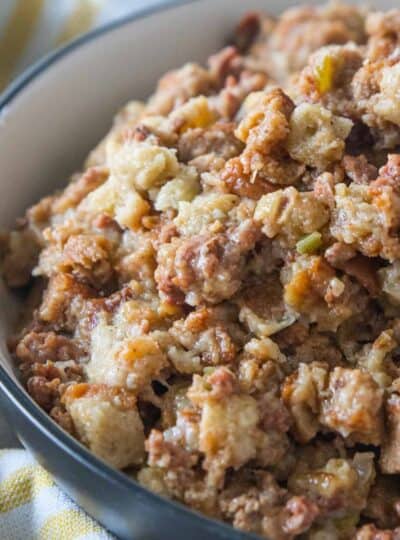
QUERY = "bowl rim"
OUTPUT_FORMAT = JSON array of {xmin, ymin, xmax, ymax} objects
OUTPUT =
[{"xmin": 0, "ymin": 1, "xmax": 255, "ymax": 538}]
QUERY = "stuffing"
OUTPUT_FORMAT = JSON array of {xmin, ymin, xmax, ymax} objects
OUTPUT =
[
  {"xmin": 282, "ymin": 362, "xmax": 329, "ymax": 443},
  {"xmin": 6, "ymin": 3, "xmax": 400, "ymax": 538},
  {"xmin": 232, "ymin": 88, "xmax": 305, "ymax": 187},
  {"xmin": 245, "ymin": 2, "xmax": 366, "ymax": 82},
  {"xmin": 289, "ymin": 452, "xmax": 376, "ymax": 522},
  {"xmin": 85, "ymin": 101, "xmax": 145, "ymax": 168},
  {"xmin": 286, "ymin": 103, "xmax": 353, "ymax": 170},
  {"xmin": 355, "ymin": 524, "xmax": 400, "ymax": 539},
  {"xmin": 155, "ymin": 219, "xmax": 259, "ymax": 306},
  {"xmin": 379, "ymin": 262, "xmax": 400, "ymax": 306},
  {"xmin": 321, "ymin": 367, "xmax": 384, "ymax": 445},
  {"xmin": 167, "ymin": 306, "xmax": 240, "ymax": 373},
  {"xmin": 236, "ymin": 275, "xmax": 297, "ymax": 338},
  {"xmin": 35, "ymin": 233, "xmax": 115, "ymax": 288},
  {"xmin": 63, "ymin": 383, "xmax": 145, "ymax": 468},
  {"xmin": 330, "ymin": 175, "xmax": 400, "ymax": 261},
  {"xmin": 294, "ymin": 44, "xmax": 364, "ymax": 118},
  {"xmin": 147, "ymin": 63, "xmax": 216, "ymax": 116},
  {"xmin": 355, "ymin": 330, "xmax": 398, "ymax": 388},
  {"xmin": 177, "ymin": 121, "xmax": 244, "ymax": 169},
  {"xmin": 197, "ymin": 393, "xmax": 259, "ymax": 477},
  {"xmin": 154, "ymin": 166, "xmax": 200, "ymax": 211},
  {"xmin": 254, "ymin": 187, "xmax": 330, "ymax": 248},
  {"xmin": 372, "ymin": 64, "xmax": 400, "ymax": 127},
  {"xmin": 81, "ymin": 173, "xmax": 150, "ymax": 230},
  {"xmin": 173, "ymin": 192, "xmax": 239, "ymax": 237},
  {"xmin": 282, "ymin": 254, "xmax": 367, "ymax": 331},
  {"xmin": 2, "ymin": 229, "xmax": 41, "ymax": 287},
  {"xmin": 168, "ymin": 96, "xmax": 217, "ymax": 134},
  {"xmin": 85, "ymin": 322, "xmax": 168, "ymax": 393},
  {"xmin": 82, "ymin": 140, "xmax": 181, "ymax": 229},
  {"xmin": 108, "ymin": 139, "xmax": 179, "ymax": 190}
]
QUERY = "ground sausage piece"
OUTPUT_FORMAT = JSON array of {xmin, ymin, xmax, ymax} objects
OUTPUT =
[
  {"xmin": 52, "ymin": 166, "xmax": 109, "ymax": 214},
  {"xmin": 363, "ymin": 476, "xmax": 400, "ymax": 530},
  {"xmin": 147, "ymin": 63, "xmax": 216, "ymax": 115},
  {"xmin": 15, "ymin": 331, "xmax": 83, "ymax": 365},
  {"xmin": 219, "ymin": 471, "xmax": 287, "ymax": 537},
  {"xmin": 325, "ymin": 242, "xmax": 357, "ymax": 266},
  {"xmin": 220, "ymin": 156, "xmax": 278, "ymax": 199},
  {"xmin": 207, "ymin": 367, "xmax": 238, "ymax": 399},
  {"xmin": 325, "ymin": 243, "xmax": 381, "ymax": 296},
  {"xmin": 343, "ymin": 155, "xmax": 378, "ymax": 184},
  {"xmin": 177, "ymin": 122, "xmax": 244, "ymax": 166},
  {"xmin": 61, "ymin": 234, "xmax": 114, "ymax": 287},
  {"xmin": 233, "ymin": 12, "xmax": 262, "ymax": 52},
  {"xmin": 50, "ymin": 406, "xmax": 76, "ymax": 435},
  {"xmin": 355, "ymin": 524, "xmax": 400, "ymax": 540},
  {"xmin": 338, "ymin": 255, "xmax": 380, "ymax": 297},
  {"xmin": 38, "ymin": 273, "xmax": 94, "ymax": 330},
  {"xmin": 27, "ymin": 376, "xmax": 60, "ymax": 411},
  {"xmin": 146, "ymin": 429, "xmax": 196, "ymax": 469},
  {"xmin": 373, "ymin": 154, "xmax": 400, "ymax": 192},
  {"xmin": 207, "ymin": 46, "xmax": 244, "ymax": 84},
  {"xmin": 281, "ymin": 496, "xmax": 319, "ymax": 536},
  {"xmin": 155, "ymin": 220, "xmax": 260, "ymax": 306}
]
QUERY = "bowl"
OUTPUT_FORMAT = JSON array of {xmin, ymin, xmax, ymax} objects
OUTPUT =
[{"xmin": 0, "ymin": 0, "xmax": 395, "ymax": 538}]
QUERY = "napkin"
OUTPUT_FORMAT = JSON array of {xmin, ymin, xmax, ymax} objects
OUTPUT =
[{"xmin": 0, "ymin": 449, "xmax": 114, "ymax": 539}]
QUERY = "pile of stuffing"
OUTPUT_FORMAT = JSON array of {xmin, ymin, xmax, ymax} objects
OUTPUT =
[{"xmin": 4, "ymin": 2, "xmax": 400, "ymax": 538}]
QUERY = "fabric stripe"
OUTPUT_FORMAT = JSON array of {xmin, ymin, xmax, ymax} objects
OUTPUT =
[
  {"xmin": 0, "ymin": 0, "xmax": 45, "ymax": 89},
  {"xmin": 39, "ymin": 508, "xmax": 106, "ymax": 540},
  {"xmin": 0, "ymin": 464, "xmax": 53, "ymax": 513},
  {"xmin": 0, "ymin": 469, "xmax": 114, "ymax": 538},
  {"xmin": 2, "ymin": 483, "xmax": 82, "ymax": 532},
  {"xmin": 32, "ymin": 484, "xmax": 114, "ymax": 538}
]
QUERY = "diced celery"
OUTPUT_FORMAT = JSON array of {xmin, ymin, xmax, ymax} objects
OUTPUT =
[{"xmin": 296, "ymin": 232, "xmax": 323, "ymax": 254}]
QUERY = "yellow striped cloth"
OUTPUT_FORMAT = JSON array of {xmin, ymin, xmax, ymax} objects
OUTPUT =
[{"xmin": 0, "ymin": 449, "xmax": 114, "ymax": 539}]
